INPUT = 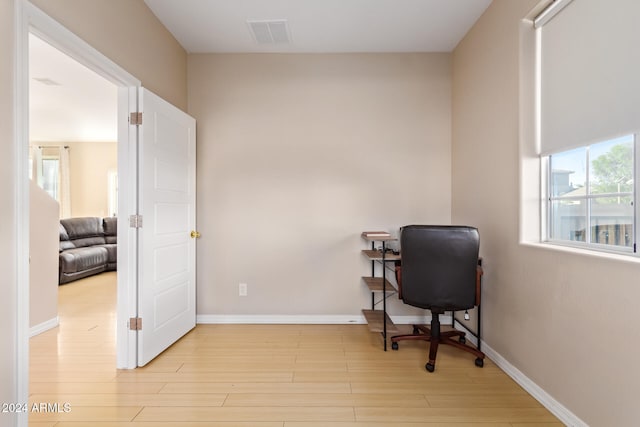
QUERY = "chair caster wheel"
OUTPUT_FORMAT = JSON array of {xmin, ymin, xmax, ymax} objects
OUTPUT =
[
  {"xmin": 425, "ymin": 363, "xmax": 435, "ymax": 373},
  {"xmin": 475, "ymin": 357, "xmax": 484, "ymax": 367},
  {"xmin": 391, "ymin": 342, "xmax": 399, "ymax": 350},
  {"xmin": 459, "ymin": 336, "xmax": 466, "ymax": 344}
]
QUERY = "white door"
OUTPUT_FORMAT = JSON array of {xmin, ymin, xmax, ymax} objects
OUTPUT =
[{"xmin": 137, "ymin": 88, "xmax": 197, "ymax": 366}]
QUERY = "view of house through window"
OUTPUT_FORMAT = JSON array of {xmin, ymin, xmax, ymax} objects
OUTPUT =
[{"xmin": 548, "ymin": 135, "xmax": 635, "ymax": 251}]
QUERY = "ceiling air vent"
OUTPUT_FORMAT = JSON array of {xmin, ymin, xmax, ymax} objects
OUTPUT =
[{"xmin": 247, "ymin": 19, "xmax": 291, "ymax": 44}]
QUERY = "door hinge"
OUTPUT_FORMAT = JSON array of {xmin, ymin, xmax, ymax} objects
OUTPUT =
[
  {"xmin": 130, "ymin": 112, "xmax": 143, "ymax": 125},
  {"xmin": 129, "ymin": 317, "xmax": 142, "ymax": 330},
  {"xmin": 129, "ymin": 214, "xmax": 143, "ymax": 228}
]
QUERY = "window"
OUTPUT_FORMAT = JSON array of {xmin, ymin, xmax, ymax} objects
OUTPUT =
[
  {"xmin": 548, "ymin": 135, "xmax": 636, "ymax": 252},
  {"xmin": 29, "ymin": 145, "xmax": 71, "ymax": 218},
  {"xmin": 41, "ymin": 157, "xmax": 60, "ymax": 201},
  {"xmin": 534, "ymin": 0, "xmax": 640, "ymax": 255}
]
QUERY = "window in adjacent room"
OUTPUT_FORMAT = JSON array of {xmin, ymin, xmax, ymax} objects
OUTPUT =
[
  {"xmin": 41, "ymin": 156, "xmax": 60, "ymax": 201},
  {"xmin": 29, "ymin": 145, "xmax": 71, "ymax": 218}
]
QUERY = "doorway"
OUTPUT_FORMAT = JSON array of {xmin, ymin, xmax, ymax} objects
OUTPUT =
[
  {"xmin": 28, "ymin": 31, "xmax": 119, "ymax": 345},
  {"xmin": 17, "ymin": 9, "xmax": 197, "ymax": 426},
  {"xmin": 16, "ymin": 2, "xmax": 142, "ymax": 391}
]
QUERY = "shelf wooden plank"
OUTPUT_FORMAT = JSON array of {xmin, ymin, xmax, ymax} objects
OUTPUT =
[
  {"xmin": 361, "ymin": 232, "xmax": 397, "ymax": 242},
  {"xmin": 361, "ymin": 249, "xmax": 401, "ymax": 261},
  {"xmin": 362, "ymin": 310, "xmax": 399, "ymax": 334},
  {"xmin": 362, "ymin": 277, "xmax": 397, "ymax": 293}
]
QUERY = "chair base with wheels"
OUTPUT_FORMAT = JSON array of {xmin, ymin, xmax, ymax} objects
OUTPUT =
[{"xmin": 391, "ymin": 309, "xmax": 484, "ymax": 372}]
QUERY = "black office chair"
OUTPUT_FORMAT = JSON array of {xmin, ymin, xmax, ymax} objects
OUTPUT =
[{"xmin": 391, "ymin": 225, "xmax": 485, "ymax": 373}]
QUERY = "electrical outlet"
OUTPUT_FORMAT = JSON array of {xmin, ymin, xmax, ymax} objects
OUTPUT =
[{"xmin": 239, "ymin": 283, "xmax": 248, "ymax": 296}]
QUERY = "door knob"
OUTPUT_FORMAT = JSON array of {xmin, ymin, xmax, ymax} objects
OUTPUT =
[{"xmin": 190, "ymin": 230, "xmax": 201, "ymax": 239}]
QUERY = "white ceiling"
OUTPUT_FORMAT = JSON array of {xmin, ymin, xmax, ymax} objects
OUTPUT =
[
  {"xmin": 29, "ymin": 34, "xmax": 118, "ymax": 143},
  {"xmin": 144, "ymin": 0, "xmax": 492, "ymax": 53},
  {"xmin": 29, "ymin": 1, "xmax": 491, "ymax": 142}
]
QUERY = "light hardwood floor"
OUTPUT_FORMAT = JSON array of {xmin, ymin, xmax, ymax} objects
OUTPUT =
[{"xmin": 29, "ymin": 272, "xmax": 562, "ymax": 426}]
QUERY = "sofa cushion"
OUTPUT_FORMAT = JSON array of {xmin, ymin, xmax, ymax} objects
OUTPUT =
[
  {"xmin": 59, "ymin": 223, "xmax": 75, "ymax": 251},
  {"xmin": 59, "ymin": 246, "xmax": 108, "ymax": 273},
  {"xmin": 103, "ymin": 217, "xmax": 117, "ymax": 244},
  {"xmin": 58, "ymin": 216, "xmax": 118, "ymax": 284},
  {"xmin": 98, "ymin": 244, "xmax": 117, "ymax": 264},
  {"xmin": 60, "ymin": 217, "xmax": 106, "ymax": 247}
]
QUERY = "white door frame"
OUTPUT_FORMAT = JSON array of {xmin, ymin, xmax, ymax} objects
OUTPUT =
[{"xmin": 14, "ymin": 4, "xmax": 142, "ymax": 418}]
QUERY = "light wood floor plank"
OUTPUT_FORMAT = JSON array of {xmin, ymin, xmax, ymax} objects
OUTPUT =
[
  {"xmin": 134, "ymin": 406, "xmax": 355, "ymax": 422},
  {"xmin": 176, "ymin": 359, "xmax": 300, "ymax": 372},
  {"xmin": 55, "ymin": 423, "xmax": 283, "ymax": 427},
  {"xmin": 223, "ymin": 392, "xmax": 428, "ymax": 408},
  {"xmin": 426, "ymin": 394, "xmax": 543, "ymax": 408},
  {"xmin": 115, "ymin": 371, "xmax": 294, "ymax": 383},
  {"xmin": 284, "ymin": 423, "xmax": 512, "ymax": 427},
  {"xmin": 355, "ymin": 407, "xmax": 560, "ymax": 423},
  {"xmin": 510, "ymin": 423, "xmax": 565, "ymax": 427},
  {"xmin": 29, "ymin": 406, "xmax": 142, "ymax": 423},
  {"xmin": 29, "ymin": 393, "xmax": 228, "ymax": 407},
  {"xmin": 159, "ymin": 382, "xmax": 352, "ymax": 394},
  {"xmin": 28, "ymin": 382, "xmax": 165, "ymax": 395},
  {"xmin": 293, "ymin": 371, "xmax": 474, "ymax": 383},
  {"xmin": 28, "ymin": 272, "xmax": 561, "ymax": 426},
  {"xmin": 350, "ymin": 381, "xmax": 529, "ymax": 396}
]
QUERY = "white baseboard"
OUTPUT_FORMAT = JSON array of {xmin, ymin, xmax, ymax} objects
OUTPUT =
[
  {"xmin": 196, "ymin": 314, "xmax": 439, "ymax": 325},
  {"xmin": 392, "ymin": 314, "xmax": 441, "ymax": 325},
  {"xmin": 481, "ymin": 341, "xmax": 587, "ymax": 427},
  {"xmin": 197, "ymin": 314, "xmax": 364, "ymax": 324},
  {"xmin": 29, "ymin": 316, "xmax": 59, "ymax": 337},
  {"xmin": 453, "ymin": 319, "xmax": 479, "ymax": 347}
]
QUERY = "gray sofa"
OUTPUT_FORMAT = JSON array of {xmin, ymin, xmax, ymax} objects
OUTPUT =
[{"xmin": 58, "ymin": 217, "xmax": 117, "ymax": 285}]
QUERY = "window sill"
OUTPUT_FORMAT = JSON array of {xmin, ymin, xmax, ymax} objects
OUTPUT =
[{"xmin": 519, "ymin": 241, "xmax": 640, "ymax": 265}]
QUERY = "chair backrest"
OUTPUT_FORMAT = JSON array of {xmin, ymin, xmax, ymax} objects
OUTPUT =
[{"xmin": 399, "ymin": 225, "xmax": 479, "ymax": 311}]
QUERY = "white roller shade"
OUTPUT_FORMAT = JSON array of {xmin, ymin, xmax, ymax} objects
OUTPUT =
[{"xmin": 540, "ymin": 0, "xmax": 640, "ymax": 154}]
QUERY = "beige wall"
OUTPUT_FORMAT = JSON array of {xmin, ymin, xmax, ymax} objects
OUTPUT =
[
  {"xmin": 189, "ymin": 53, "xmax": 452, "ymax": 316},
  {"xmin": 1, "ymin": 0, "xmax": 188, "ymax": 421},
  {"xmin": 29, "ymin": 182, "xmax": 59, "ymax": 328},
  {"xmin": 68, "ymin": 141, "xmax": 117, "ymax": 217},
  {"xmin": 29, "ymin": 0, "xmax": 188, "ymax": 110},
  {"xmin": 0, "ymin": 0, "xmax": 17, "ymax": 422},
  {"xmin": 452, "ymin": 0, "xmax": 640, "ymax": 424}
]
